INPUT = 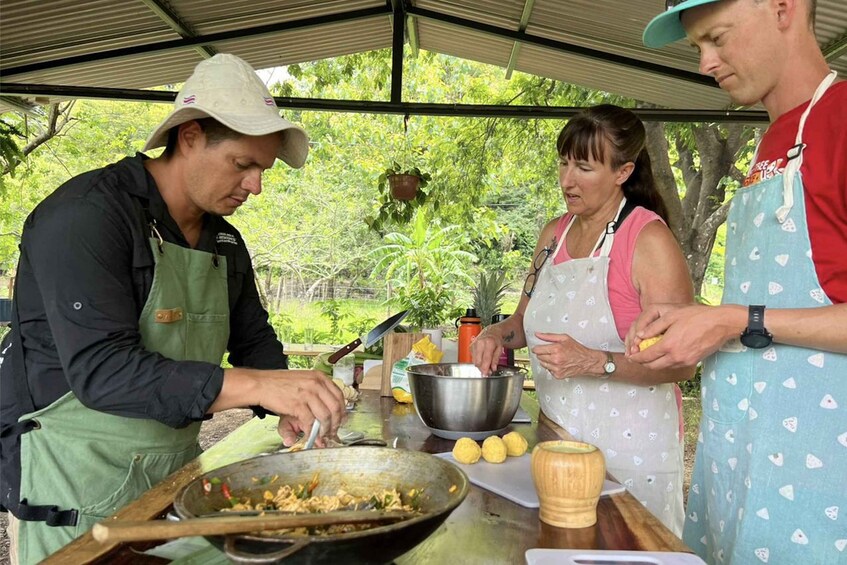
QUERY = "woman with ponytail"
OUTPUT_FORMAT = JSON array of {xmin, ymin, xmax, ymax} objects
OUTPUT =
[{"xmin": 472, "ymin": 104, "xmax": 694, "ymax": 535}]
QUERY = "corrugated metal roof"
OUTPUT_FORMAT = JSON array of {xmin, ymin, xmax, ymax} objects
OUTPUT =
[
  {"xmin": 213, "ymin": 17, "xmax": 393, "ymax": 70},
  {"xmin": 417, "ymin": 19, "xmax": 514, "ymax": 68},
  {"xmin": 0, "ymin": 0, "xmax": 178, "ymax": 68},
  {"xmin": 1, "ymin": 0, "xmax": 845, "ymax": 115},
  {"xmin": 184, "ymin": 0, "xmax": 381, "ymax": 32}
]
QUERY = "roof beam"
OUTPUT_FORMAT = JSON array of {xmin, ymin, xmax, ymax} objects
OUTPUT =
[
  {"xmin": 0, "ymin": 83, "xmax": 770, "ymax": 123},
  {"xmin": 0, "ymin": 6, "xmax": 391, "ymax": 79},
  {"xmin": 407, "ymin": 15, "xmax": 420, "ymax": 57},
  {"xmin": 505, "ymin": 0, "xmax": 536, "ymax": 80},
  {"xmin": 138, "ymin": 0, "xmax": 216, "ymax": 59},
  {"xmin": 823, "ymin": 30, "xmax": 847, "ymax": 62},
  {"xmin": 390, "ymin": 0, "xmax": 405, "ymax": 104},
  {"xmin": 406, "ymin": 5, "xmax": 717, "ymax": 89}
]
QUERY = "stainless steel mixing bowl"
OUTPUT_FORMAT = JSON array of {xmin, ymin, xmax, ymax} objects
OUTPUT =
[{"xmin": 406, "ymin": 363, "xmax": 525, "ymax": 440}]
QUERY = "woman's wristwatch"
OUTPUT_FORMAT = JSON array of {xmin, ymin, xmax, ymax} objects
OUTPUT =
[{"xmin": 603, "ymin": 351, "xmax": 617, "ymax": 375}]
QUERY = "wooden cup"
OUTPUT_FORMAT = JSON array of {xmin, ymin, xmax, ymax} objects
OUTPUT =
[{"xmin": 530, "ymin": 440, "xmax": 606, "ymax": 528}]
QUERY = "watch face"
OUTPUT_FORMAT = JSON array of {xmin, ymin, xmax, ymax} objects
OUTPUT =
[
  {"xmin": 741, "ymin": 332, "xmax": 772, "ymax": 349},
  {"xmin": 604, "ymin": 361, "xmax": 616, "ymax": 374}
]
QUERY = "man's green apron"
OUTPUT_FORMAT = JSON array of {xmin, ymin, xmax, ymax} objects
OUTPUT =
[{"xmin": 17, "ymin": 233, "xmax": 229, "ymax": 564}]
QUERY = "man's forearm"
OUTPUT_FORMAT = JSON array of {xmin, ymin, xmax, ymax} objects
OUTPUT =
[
  {"xmin": 766, "ymin": 303, "xmax": 847, "ymax": 353},
  {"xmin": 208, "ymin": 368, "xmax": 263, "ymax": 413}
]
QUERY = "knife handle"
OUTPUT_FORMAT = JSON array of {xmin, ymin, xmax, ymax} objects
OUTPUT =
[{"xmin": 328, "ymin": 338, "xmax": 362, "ymax": 364}]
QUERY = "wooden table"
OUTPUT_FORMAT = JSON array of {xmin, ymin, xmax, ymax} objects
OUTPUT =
[{"xmin": 45, "ymin": 391, "xmax": 690, "ymax": 564}]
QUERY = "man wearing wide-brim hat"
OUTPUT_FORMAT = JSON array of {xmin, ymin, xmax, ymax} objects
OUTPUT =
[{"xmin": 0, "ymin": 53, "xmax": 346, "ymax": 563}]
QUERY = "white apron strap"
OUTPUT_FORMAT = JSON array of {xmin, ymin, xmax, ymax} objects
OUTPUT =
[
  {"xmin": 553, "ymin": 198, "xmax": 628, "ymax": 259},
  {"xmin": 776, "ymin": 70, "xmax": 838, "ymax": 223}
]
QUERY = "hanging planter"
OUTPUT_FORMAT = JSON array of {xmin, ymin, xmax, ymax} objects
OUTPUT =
[
  {"xmin": 388, "ymin": 173, "xmax": 421, "ymax": 200},
  {"xmin": 366, "ymin": 114, "xmax": 433, "ymax": 234},
  {"xmin": 383, "ymin": 165, "xmax": 430, "ymax": 201},
  {"xmin": 366, "ymin": 165, "xmax": 433, "ymax": 234}
]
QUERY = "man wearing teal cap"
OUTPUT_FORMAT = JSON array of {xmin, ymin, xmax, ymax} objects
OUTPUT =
[{"xmin": 632, "ymin": 1, "xmax": 846, "ymax": 563}]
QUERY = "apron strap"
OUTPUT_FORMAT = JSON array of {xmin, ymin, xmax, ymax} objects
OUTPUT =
[
  {"xmin": 0, "ymin": 270, "xmax": 35, "ymax": 424},
  {"xmin": 15, "ymin": 499, "xmax": 79, "ymax": 527},
  {"xmin": 141, "ymin": 201, "xmax": 222, "ymax": 267},
  {"xmin": 3, "ymin": 269, "xmax": 37, "ymax": 416},
  {"xmin": 554, "ymin": 197, "xmax": 630, "ymax": 259},
  {"xmin": 776, "ymin": 70, "xmax": 838, "ymax": 223},
  {"xmin": 596, "ymin": 197, "xmax": 633, "ymax": 257}
]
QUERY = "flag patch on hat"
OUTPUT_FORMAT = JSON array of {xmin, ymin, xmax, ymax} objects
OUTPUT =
[
  {"xmin": 263, "ymin": 97, "xmax": 275, "ymax": 106},
  {"xmin": 182, "ymin": 95, "xmax": 196, "ymax": 105}
]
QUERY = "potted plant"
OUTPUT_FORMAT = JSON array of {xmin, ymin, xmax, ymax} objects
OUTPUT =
[
  {"xmin": 380, "ymin": 162, "xmax": 431, "ymax": 201},
  {"xmin": 367, "ymin": 163, "xmax": 433, "ymax": 234},
  {"xmin": 472, "ymin": 270, "xmax": 509, "ymax": 327}
]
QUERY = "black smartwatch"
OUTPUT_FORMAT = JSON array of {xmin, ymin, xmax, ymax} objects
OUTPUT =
[{"xmin": 740, "ymin": 305, "xmax": 773, "ymax": 349}]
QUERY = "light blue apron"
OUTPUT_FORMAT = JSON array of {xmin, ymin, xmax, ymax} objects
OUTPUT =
[{"xmin": 683, "ymin": 71, "xmax": 847, "ymax": 564}]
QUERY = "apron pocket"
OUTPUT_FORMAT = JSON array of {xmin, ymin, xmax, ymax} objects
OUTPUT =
[
  {"xmin": 185, "ymin": 312, "xmax": 229, "ymax": 364},
  {"xmin": 76, "ymin": 443, "xmax": 201, "ymax": 536},
  {"xmin": 701, "ymin": 350, "xmax": 753, "ymax": 425}
]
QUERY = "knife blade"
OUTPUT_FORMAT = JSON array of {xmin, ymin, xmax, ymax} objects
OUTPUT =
[{"xmin": 328, "ymin": 310, "xmax": 409, "ymax": 364}]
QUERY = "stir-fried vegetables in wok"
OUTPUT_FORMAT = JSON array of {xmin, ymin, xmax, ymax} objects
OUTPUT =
[{"xmin": 209, "ymin": 473, "xmax": 422, "ymax": 536}]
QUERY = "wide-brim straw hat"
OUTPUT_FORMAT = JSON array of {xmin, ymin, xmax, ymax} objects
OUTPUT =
[{"xmin": 143, "ymin": 53, "xmax": 309, "ymax": 168}]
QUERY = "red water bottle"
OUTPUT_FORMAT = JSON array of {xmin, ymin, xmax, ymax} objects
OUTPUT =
[
  {"xmin": 492, "ymin": 314, "xmax": 515, "ymax": 367},
  {"xmin": 456, "ymin": 308, "xmax": 482, "ymax": 363}
]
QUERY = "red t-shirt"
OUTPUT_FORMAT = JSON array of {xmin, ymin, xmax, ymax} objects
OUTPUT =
[{"xmin": 743, "ymin": 80, "xmax": 847, "ymax": 304}]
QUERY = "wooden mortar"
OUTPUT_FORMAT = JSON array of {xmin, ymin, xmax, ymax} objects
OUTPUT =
[{"xmin": 530, "ymin": 440, "xmax": 606, "ymax": 528}]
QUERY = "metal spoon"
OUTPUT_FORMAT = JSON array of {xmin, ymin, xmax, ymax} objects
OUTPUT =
[{"xmin": 303, "ymin": 419, "xmax": 321, "ymax": 450}]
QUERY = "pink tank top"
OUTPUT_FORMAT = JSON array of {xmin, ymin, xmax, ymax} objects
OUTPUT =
[
  {"xmin": 552, "ymin": 206, "xmax": 683, "ymax": 438},
  {"xmin": 552, "ymin": 206, "xmax": 663, "ymax": 341}
]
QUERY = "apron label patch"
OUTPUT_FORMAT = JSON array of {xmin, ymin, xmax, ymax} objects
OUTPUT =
[{"xmin": 154, "ymin": 307, "xmax": 184, "ymax": 323}]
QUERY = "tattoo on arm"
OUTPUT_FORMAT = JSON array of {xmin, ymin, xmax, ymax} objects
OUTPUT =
[{"xmin": 503, "ymin": 330, "xmax": 515, "ymax": 343}]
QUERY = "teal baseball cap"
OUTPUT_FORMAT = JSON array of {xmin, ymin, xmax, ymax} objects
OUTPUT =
[{"xmin": 643, "ymin": 0, "xmax": 723, "ymax": 48}]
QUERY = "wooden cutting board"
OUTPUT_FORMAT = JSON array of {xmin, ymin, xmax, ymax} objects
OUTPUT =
[{"xmin": 380, "ymin": 332, "xmax": 424, "ymax": 396}]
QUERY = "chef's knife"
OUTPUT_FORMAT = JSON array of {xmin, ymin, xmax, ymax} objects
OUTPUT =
[{"xmin": 328, "ymin": 310, "xmax": 409, "ymax": 364}]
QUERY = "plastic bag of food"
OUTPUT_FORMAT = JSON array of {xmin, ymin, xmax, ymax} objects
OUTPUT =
[{"xmin": 391, "ymin": 336, "xmax": 443, "ymax": 403}]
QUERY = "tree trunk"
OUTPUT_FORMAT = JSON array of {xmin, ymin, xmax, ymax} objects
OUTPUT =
[
  {"xmin": 2, "ymin": 103, "xmax": 75, "ymax": 177},
  {"xmin": 645, "ymin": 121, "xmax": 755, "ymax": 296},
  {"xmin": 274, "ymin": 267, "xmax": 284, "ymax": 312}
]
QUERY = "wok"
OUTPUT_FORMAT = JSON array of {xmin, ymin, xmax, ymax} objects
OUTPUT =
[{"xmin": 173, "ymin": 447, "xmax": 469, "ymax": 564}]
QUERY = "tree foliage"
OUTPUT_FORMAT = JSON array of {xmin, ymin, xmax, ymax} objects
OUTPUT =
[
  {"xmin": 1, "ymin": 48, "xmax": 758, "ymax": 308},
  {"xmin": 370, "ymin": 211, "xmax": 476, "ymax": 329}
]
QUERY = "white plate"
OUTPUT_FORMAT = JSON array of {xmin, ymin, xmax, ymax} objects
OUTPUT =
[
  {"xmin": 435, "ymin": 452, "xmax": 625, "ymax": 507},
  {"xmin": 525, "ymin": 549, "xmax": 706, "ymax": 565}
]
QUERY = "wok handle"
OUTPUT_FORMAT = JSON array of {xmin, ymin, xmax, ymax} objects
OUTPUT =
[
  {"xmin": 328, "ymin": 337, "xmax": 362, "ymax": 364},
  {"xmin": 224, "ymin": 535, "xmax": 310, "ymax": 564}
]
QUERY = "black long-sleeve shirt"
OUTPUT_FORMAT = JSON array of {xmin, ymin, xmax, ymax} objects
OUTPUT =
[{"xmin": 6, "ymin": 154, "xmax": 286, "ymax": 429}]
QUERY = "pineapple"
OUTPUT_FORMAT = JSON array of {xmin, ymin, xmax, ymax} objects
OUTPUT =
[{"xmin": 472, "ymin": 271, "xmax": 509, "ymax": 327}]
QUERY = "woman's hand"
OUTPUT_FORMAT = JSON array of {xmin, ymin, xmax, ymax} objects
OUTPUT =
[
  {"xmin": 533, "ymin": 332, "xmax": 604, "ymax": 379},
  {"xmin": 471, "ymin": 328, "xmax": 503, "ymax": 376}
]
